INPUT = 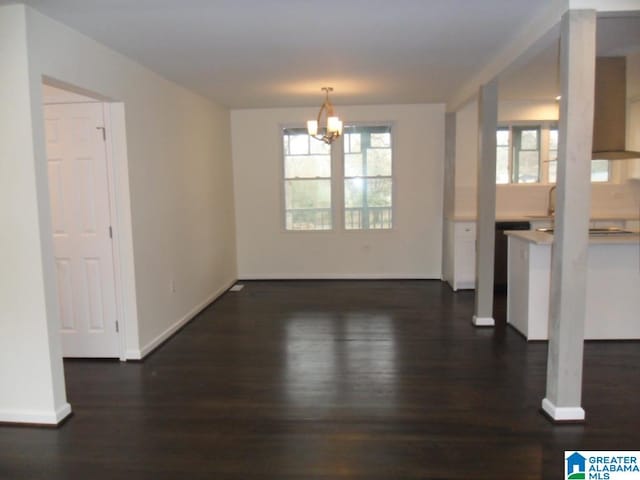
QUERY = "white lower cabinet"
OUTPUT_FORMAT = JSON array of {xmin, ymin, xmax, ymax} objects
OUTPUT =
[
  {"xmin": 444, "ymin": 216, "xmax": 637, "ymax": 292},
  {"xmin": 449, "ymin": 221, "xmax": 476, "ymax": 291}
]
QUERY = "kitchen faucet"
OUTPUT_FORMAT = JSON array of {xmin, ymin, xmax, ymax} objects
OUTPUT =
[{"xmin": 547, "ymin": 185, "xmax": 557, "ymax": 216}]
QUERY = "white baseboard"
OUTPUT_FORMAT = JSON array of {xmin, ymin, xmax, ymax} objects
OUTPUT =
[
  {"xmin": 128, "ymin": 279, "xmax": 236, "ymax": 360},
  {"xmin": 0, "ymin": 402, "xmax": 72, "ymax": 425},
  {"xmin": 472, "ymin": 315, "xmax": 495, "ymax": 327},
  {"xmin": 238, "ymin": 273, "xmax": 439, "ymax": 280},
  {"xmin": 542, "ymin": 398, "xmax": 585, "ymax": 422},
  {"xmin": 455, "ymin": 280, "xmax": 475, "ymax": 290}
]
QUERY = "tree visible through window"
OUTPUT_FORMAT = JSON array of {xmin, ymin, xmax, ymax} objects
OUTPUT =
[
  {"xmin": 283, "ymin": 128, "xmax": 332, "ymax": 230},
  {"xmin": 496, "ymin": 128, "xmax": 510, "ymax": 184},
  {"xmin": 343, "ymin": 125, "xmax": 393, "ymax": 229},
  {"xmin": 496, "ymin": 124, "xmax": 610, "ymax": 184},
  {"xmin": 512, "ymin": 126, "xmax": 540, "ymax": 183}
]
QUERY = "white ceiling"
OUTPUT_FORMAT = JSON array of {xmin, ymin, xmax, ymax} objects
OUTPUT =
[
  {"xmin": 8, "ymin": 0, "xmax": 562, "ymax": 108},
  {"xmin": 499, "ymin": 14, "xmax": 640, "ymax": 101},
  {"xmin": 6, "ymin": 1, "xmax": 640, "ymax": 108}
]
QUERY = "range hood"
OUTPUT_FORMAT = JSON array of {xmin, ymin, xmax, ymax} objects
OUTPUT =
[{"xmin": 592, "ymin": 56, "xmax": 640, "ymax": 160}]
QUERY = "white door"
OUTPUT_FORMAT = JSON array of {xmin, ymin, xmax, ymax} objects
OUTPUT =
[{"xmin": 45, "ymin": 103, "xmax": 120, "ymax": 358}]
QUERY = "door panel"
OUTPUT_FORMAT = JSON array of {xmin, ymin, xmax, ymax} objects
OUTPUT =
[
  {"xmin": 45, "ymin": 103, "xmax": 119, "ymax": 358},
  {"xmin": 55, "ymin": 259, "xmax": 75, "ymax": 331}
]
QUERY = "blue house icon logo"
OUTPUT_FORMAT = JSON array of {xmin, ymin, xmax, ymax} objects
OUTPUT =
[{"xmin": 566, "ymin": 452, "xmax": 586, "ymax": 479}]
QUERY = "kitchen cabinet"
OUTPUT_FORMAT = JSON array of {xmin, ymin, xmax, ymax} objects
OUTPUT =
[
  {"xmin": 447, "ymin": 221, "xmax": 476, "ymax": 291},
  {"xmin": 506, "ymin": 230, "xmax": 640, "ymax": 340}
]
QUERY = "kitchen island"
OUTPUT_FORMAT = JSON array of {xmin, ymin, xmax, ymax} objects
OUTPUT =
[{"xmin": 506, "ymin": 230, "xmax": 640, "ymax": 340}]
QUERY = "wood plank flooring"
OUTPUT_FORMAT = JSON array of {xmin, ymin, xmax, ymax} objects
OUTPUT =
[{"xmin": 1, "ymin": 280, "xmax": 638, "ymax": 479}]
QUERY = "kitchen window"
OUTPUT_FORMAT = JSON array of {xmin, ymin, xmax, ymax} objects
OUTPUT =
[
  {"xmin": 343, "ymin": 125, "xmax": 393, "ymax": 230},
  {"xmin": 512, "ymin": 126, "xmax": 540, "ymax": 183},
  {"xmin": 496, "ymin": 125, "xmax": 542, "ymax": 184},
  {"xmin": 497, "ymin": 123, "xmax": 610, "ymax": 184},
  {"xmin": 283, "ymin": 127, "xmax": 332, "ymax": 230}
]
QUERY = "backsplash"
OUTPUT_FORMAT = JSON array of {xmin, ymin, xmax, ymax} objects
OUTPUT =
[{"xmin": 454, "ymin": 181, "xmax": 640, "ymax": 218}]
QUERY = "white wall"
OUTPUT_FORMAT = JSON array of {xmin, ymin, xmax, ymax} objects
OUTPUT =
[
  {"xmin": 0, "ymin": 4, "xmax": 69, "ymax": 424},
  {"xmin": 0, "ymin": 4, "xmax": 237, "ymax": 423},
  {"xmin": 498, "ymin": 100, "xmax": 558, "ymax": 122},
  {"xmin": 454, "ymin": 100, "xmax": 479, "ymax": 216},
  {"xmin": 232, "ymin": 104, "xmax": 444, "ymax": 279},
  {"xmin": 25, "ymin": 6, "xmax": 237, "ymax": 357}
]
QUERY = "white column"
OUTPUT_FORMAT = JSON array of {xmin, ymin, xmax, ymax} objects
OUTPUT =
[
  {"xmin": 473, "ymin": 80, "xmax": 498, "ymax": 326},
  {"xmin": 542, "ymin": 9, "xmax": 596, "ymax": 423},
  {"xmin": 0, "ymin": 5, "xmax": 70, "ymax": 425}
]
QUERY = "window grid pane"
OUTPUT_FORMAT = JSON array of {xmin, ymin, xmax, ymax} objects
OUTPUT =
[
  {"xmin": 591, "ymin": 159, "xmax": 610, "ymax": 182},
  {"xmin": 512, "ymin": 126, "xmax": 540, "ymax": 183},
  {"xmin": 548, "ymin": 161, "xmax": 557, "ymax": 184},
  {"xmin": 283, "ymin": 128, "xmax": 332, "ymax": 231},
  {"xmin": 496, "ymin": 128, "xmax": 510, "ymax": 184},
  {"xmin": 343, "ymin": 125, "xmax": 393, "ymax": 230},
  {"xmin": 496, "ymin": 125, "xmax": 610, "ymax": 186}
]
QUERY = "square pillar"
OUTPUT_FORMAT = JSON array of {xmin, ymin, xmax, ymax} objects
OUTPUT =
[
  {"xmin": 473, "ymin": 79, "xmax": 498, "ymax": 327},
  {"xmin": 542, "ymin": 9, "xmax": 596, "ymax": 423}
]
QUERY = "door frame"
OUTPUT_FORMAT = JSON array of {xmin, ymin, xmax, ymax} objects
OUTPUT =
[
  {"xmin": 102, "ymin": 103, "xmax": 126, "ymax": 361},
  {"xmin": 42, "ymin": 79, "xmax": 137, "ymax": 361}
]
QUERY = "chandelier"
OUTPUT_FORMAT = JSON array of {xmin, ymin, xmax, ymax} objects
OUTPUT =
[{"xmin": 307, "ymin": 87, "xmax": 343, "ymax": 144}]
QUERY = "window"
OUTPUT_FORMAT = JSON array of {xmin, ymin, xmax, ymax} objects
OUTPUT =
[
  {"xmin": 548, "ymin": 128, "xmax": 559, "ymax": 183},
  {"xmin": 343, "ymin": 125, "xmax": 393, "ymax": 229},
  {"xmin": 496, "ymin": 128, "xmax": 510, "ymax": 184},
  {"xmin": 496, "ymin": 124, "xmax": 610, "ymax": 184},
  {"xmin": 282, "ymin": 124, "xmax": 394, "ymax": 231},
  {"xmin": 496, "ymin": 125, "xmax": 542, "ymax": 184},
  {"xmin": 512, "ymin": 126, "xmax": 540, "ymax": 183},
  {"xmin": 590, "ymin": 159, "xmax": 610, "ymax": 182},
  {"xmin": 283, "ymin": 128, "xmax": 332, "ymax": 230}
]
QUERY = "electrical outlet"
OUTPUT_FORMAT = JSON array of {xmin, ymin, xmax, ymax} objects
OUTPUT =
[{"xmin": 170, "ymin": 279, "xmax": 176, "ymax": 293}]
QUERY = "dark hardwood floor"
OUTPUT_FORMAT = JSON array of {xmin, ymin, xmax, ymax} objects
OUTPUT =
[{"xmin": 1, "ymin": 280, "xmax": 638, "ymax": 479}]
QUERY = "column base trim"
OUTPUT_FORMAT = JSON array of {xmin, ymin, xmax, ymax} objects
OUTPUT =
[
  {"xmin": 541, "ymin": 398, "xmax": 585, "ymax": 423},
  {"xmin": 0, "ymin": 402, "xmax": 72, "ymax": 426},
  {"xmin": 472, "ymin": 315, "xmax": 495, "ymax": 327}
]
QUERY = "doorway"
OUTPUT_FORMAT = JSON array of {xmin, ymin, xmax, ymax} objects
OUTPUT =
[{"xmin": 43, "ymin": 84, "xmax": 121, "ymax": 358}]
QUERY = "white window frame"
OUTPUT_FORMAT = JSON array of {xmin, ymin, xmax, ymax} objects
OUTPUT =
[
  {"xmin": 280, "ymin": 122, "xmax": 396, "ymax": 233},
  {"xmin": 497, "ymin": 121, "xmax": 613, "ymax": 185},
  {"xmin": 281, "ymin": 126, "xmax": 334, "ymax": 232},
  {"xmin": 342, "ymin": 123, "xmax": 395, "ymax": 231}
]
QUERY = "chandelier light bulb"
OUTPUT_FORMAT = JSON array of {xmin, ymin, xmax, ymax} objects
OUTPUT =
[
  {"xmin": 307, "ymin": 120, "xmax": 318, "ymax": 136},
  {"xmin": 307, "ymin": 87, "xmax": 342, "ymax": 144},
  {"xmin": 327, "ymin": 116, "xmax": 340, "ymax": 133}
]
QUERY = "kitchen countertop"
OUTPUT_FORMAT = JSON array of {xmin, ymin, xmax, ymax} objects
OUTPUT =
[
  {"xmin": 450, "ymin": 214, "xmax": 640, "ymax": 222},
  {"xmin": 451, "ymin": 215, "xmax": 539, "ymax": 222},
  {"xmin": 505, "ymin": 230, "xmax": 640, "ymax": 245}
]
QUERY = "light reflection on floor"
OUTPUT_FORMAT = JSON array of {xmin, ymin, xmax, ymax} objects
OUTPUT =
[{"xmin": 284, "ymin": 313, "xmax": 397, "ymax": 412}]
